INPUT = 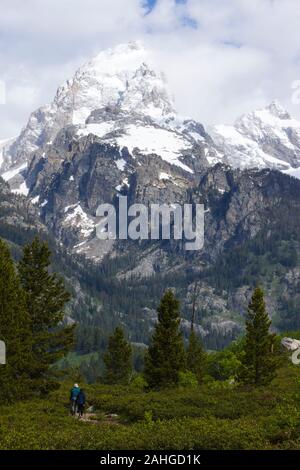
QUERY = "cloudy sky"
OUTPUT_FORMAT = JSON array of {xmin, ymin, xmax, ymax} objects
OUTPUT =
[{"xmin": 0, "ymin": 0, "xmax": 300, "ymax": 139}]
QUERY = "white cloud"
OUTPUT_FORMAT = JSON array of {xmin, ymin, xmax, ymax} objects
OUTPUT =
[{"xmin": 1, "ymin": 0, "xmax": 300, "ymax": 139}]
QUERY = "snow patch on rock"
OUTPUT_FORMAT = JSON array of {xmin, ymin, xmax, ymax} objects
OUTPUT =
[
  {"xmin": 12, "ymin": 181, "xmax": 29, "ymax": 196},
  {"xmin": 63, "ymin": 203, "xmax": 95, "ymax": 238},
  {"xmin": 115, "ymin": 158, "xmax": 126, "ymax": 171},
  {"xmin": 115, "ymin": 125, "xmax": 193, "ymax": 173}
]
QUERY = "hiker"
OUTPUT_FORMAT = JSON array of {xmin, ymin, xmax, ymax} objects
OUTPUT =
[
  {"xmin": 76, "ymin": 388, "xmax": 86, "ymax": 418},
  {"xmin": 70, "ymin": 383, "xmax": 80, "ymax": 415}
]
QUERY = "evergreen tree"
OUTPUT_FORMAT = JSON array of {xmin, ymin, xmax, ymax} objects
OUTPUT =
[
  {"xmin": 18, "ymin": 237, "xmax": 74, "ymax": 393},
  {"xmin": 0, "ymin": 240, "xmax": 33, "ymax": 402},
  {"xmin": 144, "ymin": 290, "xmax": 186, "ymax": 388},
  {"xmin": 240, "ymin": 286, "xmax": 279, "ymax": 386},
  {"xmin": 103, "ymin": 327, "xmax": 132, "ymax": 384},
  {"xmin": 187, "ymin": 330, "xmax": 206, "ymax": 383}
]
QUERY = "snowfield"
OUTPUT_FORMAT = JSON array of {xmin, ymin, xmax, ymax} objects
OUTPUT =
[
  {"xmin": 1, "ymin": 162, "xmax": 27, "ymax": 182},
  {"xmin": 114, "ymin": 125, "xmax": 194, "ymax": 173}
]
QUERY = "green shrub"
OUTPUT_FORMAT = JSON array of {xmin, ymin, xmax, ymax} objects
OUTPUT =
[
  {"xmin": 178, "ymin": 371, "xmax": 198, "ymax": 389},
  {"xmin": 130, "ymin": 374, "xmax": 148, "ymax": 391}
]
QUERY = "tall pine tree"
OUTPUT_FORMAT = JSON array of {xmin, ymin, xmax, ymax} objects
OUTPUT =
[
  {"xmin": 240, "ymin": 286, "xmax": 279, "ymax": 386},
  {"xmin": 144, "ymin": 290, "xmax": 186, "ymax": 389},
  {"xmin": 187, "ymin": 331, "xmax": 206, "ymax": 384},
  {"xmin": 103, "ymin": 327, "xmax": 132, "ymax": 384},
  {"xmin": 18, "ymin": 237, "xmax": 74, "ymax": 393},
  {"xmin": 0, "ymin": 240, "xmax": 33, "ymax": 402}
]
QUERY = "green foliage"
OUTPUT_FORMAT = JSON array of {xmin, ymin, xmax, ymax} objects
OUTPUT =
[
  {"xmin": 103, "ymin": 327, "xmax": 132, "ymax": 385},
  {"xmin": 240, "ymin": 287, "xmax": 280, "ymax": 386},
  {"xmin": 208, "ymin": 350, "xmax": 242, "ymax": 381},
  {"xmin": 186, "ymin": 331, "xmax": 206, "ymax": 383},
  {"xmin": 178, "ymin": 371, "xmax": 198, "ymax": 389},
  {"xmin": 18, "ymin": 237, "xmax": 74, "ymax": 394},
  {"xmin": 0, "ymin": 240, "xmax": 34, "ymax": 402},
  {"xmin": 1, "ymin": 363, "xmax": 300, "ymax": 450},
  {"xmin": 143, "ymin": 410, "xmax": 154, "ymax": 426},
  {"xmin": 0, "ymin": 402, "xmax": 269, "ymax": 450},
  {"xmin": 144, "ymin": 290, "xmax": 186, "ymax": 389},
  {"xmin": 205, "ymin": 377, "xmax": 236, "ymax": 391},
  {"xmin": 130, "ymin": 374, "xmax": 148, "ymax": 391}
]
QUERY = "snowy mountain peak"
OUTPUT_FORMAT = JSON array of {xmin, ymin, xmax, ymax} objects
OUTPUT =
[
  {"xmin": 0, "ymin": 41, "xmax": 176, "ymax": 175},
  {"xmin": 54, "ymin": 40, "xmax": 175, "ymax": 126},
  {"xmin": 266, "ymin": 100, "xmax": 291, "ymax": 119},
  {"xmin": 235, "ymin": 100, "xmax": 292, "ymax": 133},
  {"xmin": 212, "ymin": 100, "xmax": 300, "ymax": 171},
  {"xmin": 93, "ymin": 40, "xmax": 145, "ymax": 63}
]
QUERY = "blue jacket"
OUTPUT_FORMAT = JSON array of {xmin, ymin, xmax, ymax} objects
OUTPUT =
[
  {"xmin": 70, "ymin": 386, "xmax": 80, "ymax": 400},
  {"xmin": 76, "ymin": 391, "xmax": 86, "ymax": 405}
]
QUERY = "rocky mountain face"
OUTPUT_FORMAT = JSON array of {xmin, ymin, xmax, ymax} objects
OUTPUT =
[
  {"xmin": 1, "ymin": 41, "xmax": 300, "ymax": 347},
  {"xmin": 0, "ymin": 177, "xmax": 45, "ymax": 240}
]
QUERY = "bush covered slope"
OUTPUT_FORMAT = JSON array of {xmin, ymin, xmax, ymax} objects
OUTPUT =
[{"xmin": 1, "ymin": 363, "xmax": 300, "ymax": 450}]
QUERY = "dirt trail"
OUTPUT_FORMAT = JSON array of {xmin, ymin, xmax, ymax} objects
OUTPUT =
[{"xmin": 76, "ymin": 412, "xmax": 119, "ymax": 425}]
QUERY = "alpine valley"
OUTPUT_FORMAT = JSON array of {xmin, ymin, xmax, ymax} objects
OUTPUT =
[{"xmin": 1, "ymin": 41, "xmax": 300, "ymax": 359}]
